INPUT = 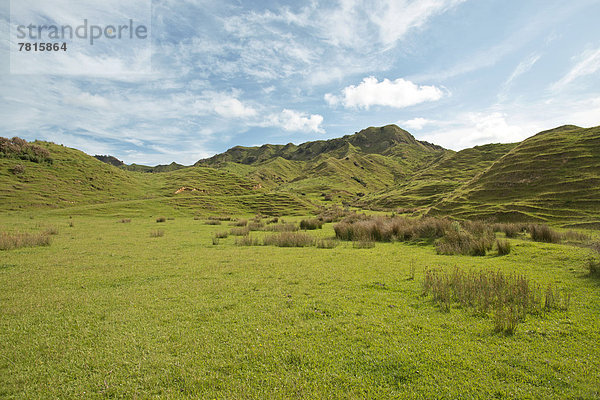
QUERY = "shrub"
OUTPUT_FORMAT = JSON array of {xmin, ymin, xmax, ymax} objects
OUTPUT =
[
  {"xmin": 300, "ymin": 218, "xmax": 323, "ymax": 230},
  {"xmin": 156, "ymin": 217, "xmax": 166, "ymax": 223},
  {"xmin": 496, "ymin": 239, "xmax": 511, "ymax": 256},
  {"xmin": 0, "ymin": 231, "xmax": 52, "ymax": 250},
  {"xmin": 204, "ymin": 220, "xmax": 222, "ymax": 225},
  {"xmin": 232, "ymin": 219, "xmax": 248, "ymax": 227},
  {"xmin": 562, "ymin": 230, "xmax": 590, "ymax": 242},
  {"xmin": 529, "ymin": 224, "xmax": 561, "ymax": 243},
  {"xmin": 493, "ymin": 223, "xmax": 525, "ymax": 238},
  {"xmin": 267, "ymin": 217, "xmax": 279, "ymax": 224},
  {"xmin": 214, "ymin": 231, "xmax": 229, "ymax": 239},
  {"xmin": 263, "ymin": 232, "xmax": 315, "ymax": 247},
  {"xmin": 10, "ymin": 164, "xmax": 25, "ymax": 175},
  {"xmin": 119, "ymin": 218, "xmax": 132, "ymax": 223},
  {"xmin": 150, "ymin": 230, "xmax": 164, "ymax": 237},
  {"xmin": 230, "ymin": 227, "xmax": 250, "ymax": 236},
  {"xmin": 212, "ymin": 237, "xmax": 220, "ymax": 245}
]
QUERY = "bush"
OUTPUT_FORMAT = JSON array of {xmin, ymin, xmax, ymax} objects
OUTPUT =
[
  {"xmin": 264, "ymin": 232, "xmax": 315, "ymax": 247},
  {"xmin": 496, "ymin": 239, "xmax": 511, "ymax": 256},
  {"xmin": 10, "ymin": 164, "xmax": 25, "ymax": 175},
  {"xmin": 212, "ymin": 237, "xmax": 220, "ymax": 245},
  {"xmin": 0, "ymin": 137, "xmax": 53, "ymax": 164},
  {"xmin": 232, "ymin": 219, "xmax": 248, "ymax": 227},
  {"xmin": 204, "ymin": 220, "xmax": 222, "ymax": 225},
  {"xmin": 529, "ymin": 224, "xmax": 561, "ymax": 243},
  {"xmin": 156, "ymin": 217, "xmax": 166, "ymax": 223},
  {"xmin": 214, "ymin": 231, "xmax": 229, "ymax": 239},
  {"xmin": 119, "ymin": 218, "xmax": 132, "ymax": 223},
  {"xmin": 300, "ymin": 218, "xmax": 323, "ymax": 230},
  {"xmin": 0, "ymin": 231, "xmax": 52, "ymax": 250}
]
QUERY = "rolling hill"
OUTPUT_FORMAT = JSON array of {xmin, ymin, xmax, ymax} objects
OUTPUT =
[{"xmin": 2, "ymin": 123, "xmax": 599, "ymax": 223}]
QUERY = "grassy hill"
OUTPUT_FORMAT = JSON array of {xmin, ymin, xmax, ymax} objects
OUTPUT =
[
  {"xmin": 2, "ymin": 124, "xmax": 600, "ymax": 223},
  {"xmin": 197, "ymin": 125, "xmax": 450, "ymax": 202},
  {"xmin": 429, "ymin": 125, "xmax": 600, "ymax": 225},
  {"xmin": 359, "ymin": 142, "xmax": 517, "ymax": 209},
  {"xmin": 0, "ymin": 139, "xmax": 314, "ymax": 216}
]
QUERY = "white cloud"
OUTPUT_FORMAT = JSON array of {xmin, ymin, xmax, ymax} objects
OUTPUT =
[
  {"xmin": 325, "ymin": 76, "xmax": 444, "ymax": 109},
  {"xmin": 402, "ymin": 117, "xmax": 432, "ymax": 131},
  {"xmin": 262, "ymin": 109, "xmax": 324, "ymax": 133},
  {"xmin": 551, "ymin": 47, "xmax": 600, "ymax": 91},
  {"xmin": 418, "ymin": 112, "xmax": 533, "ymax": 150},
  {"xmin": 498, "ymin": 53, "xmax": 541, "ymax": 101}
]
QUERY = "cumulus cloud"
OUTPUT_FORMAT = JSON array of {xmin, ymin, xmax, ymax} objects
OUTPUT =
[
  {"xmin": 262, "ymin": 109, "xmax": 324, "ymax": 133},
  {"xmin": 325, "ymin": 76, "xmax": 444, "ymax": 109},
  {"xmin": 402, "ymin": 117, "xmax": 432, "ymax": 131}
]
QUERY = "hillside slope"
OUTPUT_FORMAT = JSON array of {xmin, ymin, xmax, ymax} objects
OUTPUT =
[
  {"xmin": 197, "ymin": 125, "xmax": 451, "ymax": 201},
  {"xmin": 429, "ymin": 125, "xmax": 600, "ymax": 224},
  {"xmin": 0, "ymin": 139, "xmax": 261, "ymax": 212},
  {"xmin": 359, "ymin": 142, "xmax": 517, "ymax": 209}
]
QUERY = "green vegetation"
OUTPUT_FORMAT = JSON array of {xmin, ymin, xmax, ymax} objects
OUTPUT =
[
  {"xmin": 0, "ymin": 213, "xmax": 598, "ymax": 398},
  {"xmin": 1, "ymin": 125, "xmax": 600, "ymax": 397}
]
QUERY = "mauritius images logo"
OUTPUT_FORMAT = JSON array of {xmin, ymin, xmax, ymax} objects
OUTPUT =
[{"xmin": 10, "ymin": 0, "xmax": 152, "ymax": 75}]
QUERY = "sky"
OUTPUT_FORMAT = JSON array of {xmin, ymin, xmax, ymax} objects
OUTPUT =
[{"xmin": 1, "ymin": 0, "xmax": 600, "ymax": 165}]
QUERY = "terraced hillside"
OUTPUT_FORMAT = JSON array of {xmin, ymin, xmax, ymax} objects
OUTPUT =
[
  {"xmin": 429, "ymin": 125, "xmax": 600, "ymax": 225},
  {"xmin": 0, "ymin": 139, "xmax": 294, "ymax": 214},
  {"xmin": 359, "ymin": 143, "xmax": 517, "ymax": 209},
  {"xmin": 197, "ymin": 125, "xmax": 450, "ymax": 201}
]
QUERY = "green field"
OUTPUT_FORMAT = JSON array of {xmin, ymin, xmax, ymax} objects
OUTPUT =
[{"xmin": 1, "ymin": 211, "xmax": 599, "ymax": 399}]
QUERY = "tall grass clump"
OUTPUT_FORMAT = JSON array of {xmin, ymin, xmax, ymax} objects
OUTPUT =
[
  {"xmin": 150, "ymin": 230, "xmax": 164, "ymax": 238},
  {"xmin": 156, "ymin": 217, "xmax": 166, "ymax": 223},
  {"xmin": 264, "ymin": 223, "xmax": 298, "ymax": 232},
  {"xmin": 496, "ymin": 239, "xmax": 511, "ymax": 256},
  {"xmin": 493, "ymin": 223, "xmax": 526, "ymax": 238},
  {"xmin": 208, "ymin": 215, "xmax": 232, "ymax": 221},
  {"xmin": 315, "ymin": 239, "xmax": 338, "ymax": 249},
  {"xmin": 300, "ymin": 218, "xmax": 324, "ymax": 230},
  {"xmin": 0, "ymin": 231, "xmax": 52, "ymax": 250},
  {"xmin": 214, "ymin": 231, "xmax": 229, "ymax": 239},
  {"xmin": 235, "ymin": 235, "xmax": 261, "ymax": 246},
  {"xmin": 232, "ymin": 219, "xmax": 248, "ymax": 227},
  {"xmin": 263, "ymin": 232, "xmax": 315, "ymax": 247},
  {"xmin": 230, "ymin": 227, "xmax": 250, "ymax": 236},
  {"xmin": 204, "ymin": 220, "xmax": 222, "ymax": 225},
  {"xmin": 528, "ymin": 224, "xmax": 561, "ymax": 243},
  {"xmin": 248, "ymin": 222, "xmax": 265, "ymax": 231},
  {"xmin": 119, "ymin": 218, "xmax": 132, "ymax": 223},
  {"xmin": 334, "ymin": 215, "xmax": 451, "ymax": 243},
  {"xmin": 423, "ymin": 267, "xmax": 569, "ymax": 334}
]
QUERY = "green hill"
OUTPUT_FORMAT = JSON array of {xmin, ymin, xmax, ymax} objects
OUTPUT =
[
  {"xmin": 197, "ymin": 125, "xmax": 450, "ymax": 202},
  {"xmin": 359, "ymin": 142, "xmax": 517, "ymax": 209},
  {"xmin": 429, "ymin": 125, "xmax": 600, "ymax": 224},
  {"xmin": 0, "ymin": 139, "xmax": 313, "ymax": 215}
]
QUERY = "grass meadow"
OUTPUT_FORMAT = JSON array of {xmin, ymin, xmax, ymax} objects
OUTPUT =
[{"xmin": 1, "ymin": 211, "xmax": 599, "ymax": 398}]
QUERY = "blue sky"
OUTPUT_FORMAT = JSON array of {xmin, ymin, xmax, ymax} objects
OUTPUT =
[{"xmin": 2, "ymin": 0, "xmax": 600, "ymax": 165}]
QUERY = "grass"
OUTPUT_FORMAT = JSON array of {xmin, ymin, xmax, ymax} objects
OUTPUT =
[
  {"xmin": 263, "ymin": 232, "xmax": 315, "ymax": 247},
  {"xmin": 0, "ymin": 230, "xmax": 52, "ymax": 250},
  {"xmin": 423, "ymin": 267, "xmax": 570, "ymax": 334},
  {"xmin": 0, "ymin": 212, "xmax": 598, "ymax": 398}
]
